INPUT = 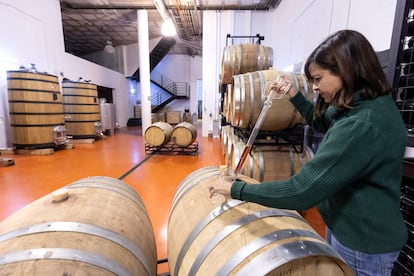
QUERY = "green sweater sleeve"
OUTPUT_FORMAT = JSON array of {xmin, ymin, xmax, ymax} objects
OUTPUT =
[
  {"xmin": 290, "ymin": 92, "xmax": 334, "ymax": 133},
  {"xmin": 231, "ymin": 116, "xmax": 383, "ymax": 210}
]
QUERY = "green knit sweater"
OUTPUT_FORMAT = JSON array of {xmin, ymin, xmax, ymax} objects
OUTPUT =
[{"xmin": 231, "ymin": 91, "xmax": 408, "ymax": 253}]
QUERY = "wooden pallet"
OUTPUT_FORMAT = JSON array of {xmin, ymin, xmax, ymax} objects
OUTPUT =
[
  {"xmin": 68, "ymin": 138, "xmax": 96, "ymax": 144},
  {"xmin": 0, "ymin": 148, "xmax": 14, "ymax": 155},
  {"xmin": 13, "ymin": 143, "xmax": 75, "ymax": 155},
  {"xmin": 14, "ymin": 148, "xmax": 55, "ymax": 155}
]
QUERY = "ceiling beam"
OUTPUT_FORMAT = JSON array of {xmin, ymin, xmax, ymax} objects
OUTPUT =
[{"xmin": 60, "ymin": 1, "xmax": 280, "ymax": 11}]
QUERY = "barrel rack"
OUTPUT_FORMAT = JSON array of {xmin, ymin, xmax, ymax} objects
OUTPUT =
[
  {"xmin": 231, "ymin": 124, "xmax": 305, "ymax": 153},
  {"xmin": 226, "ymin": 33, "xmax": 264, "ymax": 46},
  {"xmin": 145, "ymin": 141, "xmax": 198, "ymax": 156}
]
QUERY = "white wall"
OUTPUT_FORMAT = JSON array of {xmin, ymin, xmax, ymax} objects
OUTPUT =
[
  {"xmin": 251, "ymin": 0, "xmax": 397, "ymax": 70},
  {"xmin": 154, "ymin": 54, "xmax": 202, "ymax": 114},
  {"xmin": 0, "ymin": 0, "xmax": 138, "ymax": 148},
  {"xmin": 0, "ymin": 0, "xmax": 65, "ymax": 148},
  {"xmin": 63, "ymin": 53, "xmax": 131, "ymax": 129},
  {"xmin": 201, "ymin": 0, "xmax": 397, "ymax": 136},
  {"xmin": 0, "ymin": 0, "xmax": 167, "ymax": 149},
  {"xmin": 130, "ymin": 53, "xmax": 202, "ymax": 119},
  {"xmin": 0, "ymin": 0, "xmax": 400, "ymax": 147},
  {"xmin": 203, "ymin": 11, "xmax": 238, "ymax": 137},
  {"xmin": 124, "ymin": 37, "xmax": 162, "ymax": 77}
]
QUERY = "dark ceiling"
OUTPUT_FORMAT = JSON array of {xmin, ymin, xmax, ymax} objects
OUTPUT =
[{"xmin": 60, "ymin": 0, "xmax": 281, "ymax": 57}]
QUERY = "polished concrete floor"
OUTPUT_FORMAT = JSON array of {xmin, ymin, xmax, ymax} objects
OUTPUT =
[{"xmin": 0, "ymin": 124, "xmax": 325, "ymax": 275}]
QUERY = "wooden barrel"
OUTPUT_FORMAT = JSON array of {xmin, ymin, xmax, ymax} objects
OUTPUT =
[
  {"xmin": 171, "ymin": 122, "xmax": 197, "ymax": 147},
  {"xmin": 230, "ymin": 68, "xmax": 315, "ymax": 131},
  {"xmin": 220, "ymin": 125, "xmax": 241, "ymax": 165},
  {"xmin": 230, "ymin": 141, "xmax": 314, "ymax": 182},
  {"xmin": 144, "ymin": 121, "xmax": 173, "ymax": 146},
  {"xmin": 228, "ymin": 140, "xmax": 248, "ymax": 175},
  {"xmin": 168, "ymin": 167, "xmax": 353, "ymax": 276},
  {"xmin": 220, "ymin": 124, "xmax": 232, "ymax": 157},
  {"xmin": 0, "ymin": 176, "xmax": 157, "ymax": 275},
  {"xmin": 62, "ymin": 80, "xmax": 100, "ymax": 139},
  {"xmin": 221, "ymin": 44, "xmax": 273, "ymax": 84},
  {"xmin": 222, "ymin": 83, "xmax": 232, "ymax": 121},
  {"xmin": 7, "ymin": 71, "xmax": 65, "ymax": 149},
  {"xmin": 305, "ymin": 125, "xmax": 325, "ymax": 154}
]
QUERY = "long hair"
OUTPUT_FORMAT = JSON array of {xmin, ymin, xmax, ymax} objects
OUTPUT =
[{"xmin": 304, "ymin": 30, "xmax": 391, "ymax": 116}]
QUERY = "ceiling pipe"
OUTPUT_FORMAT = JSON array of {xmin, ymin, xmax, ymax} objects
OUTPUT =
[
  {"xmin": 192, "ymin": 0, "xmax": 202, "ymax": 36},
  {"xmin": 176, "ymin": 37, "xmax": 202, "ymax": 51},
  {"xmin": 60, "ymin": 0, "xmax": 278, "ymax": 11},
  {"xmin": 167, "ymin": 0, "xmax": 202, "ymax": 54},
  {"xmin": 153, "ymin": 0, "xmax": 171, "ymax": 21},
  {"xmin": 154, "ymin": 0, "xmax": 177, "ymax": 36},
  {"xmin": 172, "ymin": 0, "xmax": 186, "ymax": 29}
]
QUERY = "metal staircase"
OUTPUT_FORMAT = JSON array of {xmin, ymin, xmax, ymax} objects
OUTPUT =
[
  {"xmin": 150, "ymin": 71, "xmax": 190, "ymax": 113},
  {"xmin": 130, "ymin": 36, "xmax": 189, "ymax": 112},
  {"xmin": 131, "ymin": 37, "xmax": 176, "ymax": 81}
]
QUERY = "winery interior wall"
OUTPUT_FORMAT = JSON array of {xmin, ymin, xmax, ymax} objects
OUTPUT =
[{"xmin": 0, "ymin": 0, "xmax": 397, "ymax": 147}]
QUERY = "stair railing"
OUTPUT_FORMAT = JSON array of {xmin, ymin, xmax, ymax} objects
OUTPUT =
[
  {"xmin": 151, "ymin": 70, "xmax": 190, "ymax": 98},
  {"xmin": 150, "ymin": 86, "xmax": 173, "ymax": 106}
]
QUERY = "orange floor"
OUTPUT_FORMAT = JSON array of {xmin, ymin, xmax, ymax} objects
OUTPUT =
[{"xmin": 0, "ymin": 124, "xmax": 325, "ymax": 275}]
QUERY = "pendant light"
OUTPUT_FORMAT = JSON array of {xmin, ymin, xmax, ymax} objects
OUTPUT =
[{"xmin": 104, "ymin": 40, "xmax": 115, "ymax": 54}]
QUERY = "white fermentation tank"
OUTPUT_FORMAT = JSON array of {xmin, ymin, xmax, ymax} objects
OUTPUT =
[{"xmin": 100, "ymin": 103, "xmax": 116, "ymax": 135}]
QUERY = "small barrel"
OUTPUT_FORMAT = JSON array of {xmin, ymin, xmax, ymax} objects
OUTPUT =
[
  {"xmin": 7, "ymin": 70, "xmax": 65, "ymax": 149},
  {"xmin": 0, "ymin": 158, "xmax": 15, "ymax": 167},
  {"xmin": 168, "ymin": 167, "xmax": 353, "ymax": 276},
  {"xmin": 221, "ymin": 44, "xmax": 274, "ymax": 84},
  {"xmin": 144, "ymin": 121, "xmax": 173, "ymax": 146},
  {"xmin": 62, "ymin": 80, "xmax": 100, "ymax": 139},
  {"xmin": 230, "ymin": 142, "xmax": 314, "ymax": 182},
  {"xmin": 0, "ymin": 176, "xmax": 157, "ymax": 275},
  {"xmin": 230, "ymin": 68, "xmax": 315, "ymax": 131},
  {"xmin": 171, "ymin": 122, "xmax": 197, "ymax": 147}
]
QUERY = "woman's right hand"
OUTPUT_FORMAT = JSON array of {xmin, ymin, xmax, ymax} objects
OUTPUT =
[
  {"xmin": 271, "ymin": 74, "xmax": 298, "ymax": 98},
  {"xmin": 209, "ymin": 176, "xmax": 233, "ymax": 199}
]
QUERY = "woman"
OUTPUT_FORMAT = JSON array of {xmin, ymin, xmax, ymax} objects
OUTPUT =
[{"xmin": 211, "ymin": 30, "xmax": 408, "ymax": 275}]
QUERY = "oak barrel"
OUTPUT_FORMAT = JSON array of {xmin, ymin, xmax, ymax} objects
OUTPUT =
[
  {"xmin": 144, "ymin": 121, "xmax": 173, "ymax": 146},
  {"xmin": 62, "ymin": 80, "xmax": 100, "ymax": 139},
  {"xmin": 222, "ymin": 83, "xmax": 232, "ymax": 121},
  {"xmin": 167, "ymin": 167, "xmax": 353, "ymax": 276},
  {"xmin": 0, "ymin": 176, "xmax": 157, "ymax": 275},
  {"xmin": 7, "ymin": 70, "xmax": 65, "ymax": 149},
  {"xmin": 221, "ymin": 44, "xmax": 274, "ymax": 84},
  {"xmin": 230, "ymin": 142, "xmax": 314, "ymax": 182},
  {"xmin": 171, "ymin": 122, "xmax": 197, "ymax": 147},
  {"xmin": 220, "ymin": 125, "xmax": 242, "ymax": 166},
  {"xmin": 230, "ymin": 69, "xmax": 315, "ymax": 131}
]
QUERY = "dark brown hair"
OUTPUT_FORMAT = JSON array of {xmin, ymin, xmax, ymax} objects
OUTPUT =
[{"xmin": 304, "ymin": 30, "xmax": 391, "ymax": 116}]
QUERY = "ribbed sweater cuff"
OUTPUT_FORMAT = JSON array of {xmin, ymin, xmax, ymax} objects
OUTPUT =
[{"xmin": 230, "ymin": 181, "xmax": 246, "ymax": 200}]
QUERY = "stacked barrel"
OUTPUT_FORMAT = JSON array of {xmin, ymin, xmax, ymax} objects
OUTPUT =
[
  {"xmin": 7, "ymin": 70, "xmax": 66, "ymax": 149},
  {"xmin": 219, "ymin": 43, "xmax": 316, "ymax": 182},
  {"xmin": 144, "ymin": 121, "xmax": 197, "ymax": 148}
]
